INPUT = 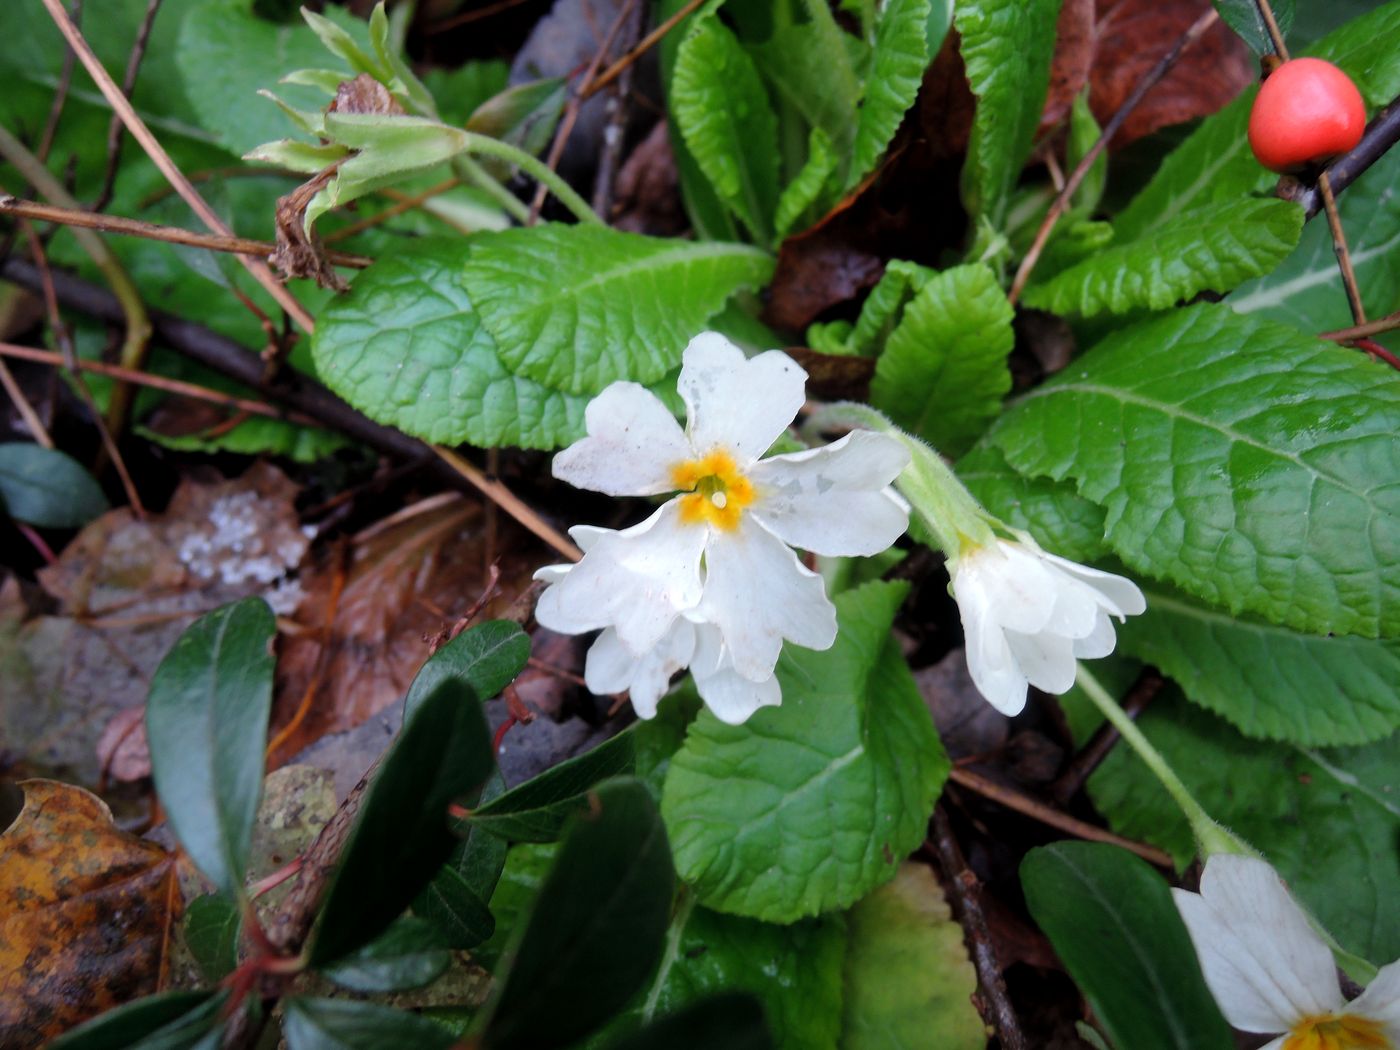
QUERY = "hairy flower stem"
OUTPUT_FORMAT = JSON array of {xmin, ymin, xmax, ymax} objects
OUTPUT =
[
  {"xmin": 1074, "ymin": 664, "xmax": 1250, "ymax": 861},
  {"xmin": 460, "ymin": 132, "xmax": 602, "ymax": 225}
]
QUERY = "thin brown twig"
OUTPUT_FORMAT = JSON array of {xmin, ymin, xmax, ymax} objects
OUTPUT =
[
  {"xmin": 591, "ymin": 0, "xmax": 645, "ymax": 218},
  {"xmin": 0, "ymin": 356, "xmax": 54, "ymax": 448},
  {"xmin": 949, "ymin": 767, "xmax": 1174, "ymax": 868},
  {"xmin": 927, "ymin": 806, "xmax": 1029, "ymax": 1050},
  {"xmin": 1009, "ymin": 7, "xmax": 1219, "ymax": 305},
  {"xmin": 0, "ymin": 195, "xmax": 373, "ymax": 268},
  {"xmin": 1051, "ymin": 669, "xmax": 1163, "ymax": 806},
  {"xmin": 1321, "ymin": 309, "xmax": 1400, "ymax": 343},
  {"xmin": 1283, "ymin": 98, "xmax": 1400, "ymax": 219},
  {"xmin": 435, "ymin": 446, "xmax": 582, "ymax": 561},
  {"xmin": 0, "ymin": 341, "xmax": 317, "ymax": 425},
  {"xmin": 321, "ymin": 177, "xmax": 462, "ymax": 244},
  {"xmin": 39, "ymin": 0, "xmax": 317, "ymax": 335},
  {"xmin": 36, "ymin": 0, "xmax": 81, "ymax": 166},
  {"xmin": 92, "ymin": 0, "xmax": 162, "ymax": 214},
  {"xmin": 426, "ymin": 0, "xmax": 536, "ymax": 32},
  {"xmin": 582, "ymin": 0, "xmax": 708, "ymax": 100},
  {"xmin": 1251, "ymin": 0, "xmax": 1366, "ymax": 324},
  {"xmin": 528, "ymin": 0, "xmax": 641, "ymax": 222},
  {"xmin": 20, "ymin": 222, "xmax": 146, "ymax": 517}
]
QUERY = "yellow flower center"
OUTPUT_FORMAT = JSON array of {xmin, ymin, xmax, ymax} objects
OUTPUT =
[
  {"xmin": 671, "ymin": 449, "xmax": 755, "ymax": 532},
  {"xmin": 1284, "ymin": 1015, "xmax": 1392, "ymax": 1050}
]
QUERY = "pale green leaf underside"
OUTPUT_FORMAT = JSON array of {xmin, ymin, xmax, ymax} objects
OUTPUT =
[
  {"xmin": 662, "ymin": 582, "xmax": 948, "ymax": 923},
  {"xmin": 991, "ymin": 304, "xmax": 1400, "ymax": 638},
  {"xmin": 462, "ymin": 224, "xmax": 774, "ymax": 395},
  {"xmin": 954, "ymin": 0, "xmax": 1060, "ymax": 227},
  {"xmin": 1231, "ymin": 146, "xmax": 1400, "ymax": 334},
  {"xmin": 848, "ymin": 0, "xmax": 930, "ymax": 191},
  {"xmin": 870, "ymin": 263, "xmax": 1013, "ymax": 456},
  {"xmin": 673, "ymin": 17, "xmax": 781, "ymax": 244},
  {"xmin": 841, "ymin": 864, "xmax": 983, "ymax": 1049},
  {"xmin": 1022, "ymin": 199, "xmax": 1303, "ymax": 318},
  {"xmin": 313, "ymin": 243, "xmax": 587, "ymax": 450},
  {"xmin": 1090, "ymin": 693, "xmax": 1400, "ymax": 964},
  {"xmin": 1123, "ymin": 587, "xmax": 1400, "ymax": 747}
]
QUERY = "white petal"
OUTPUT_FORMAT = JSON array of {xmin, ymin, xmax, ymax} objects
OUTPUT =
[
  {"xmin": 584, "ymin": 622, "xmax": 696, "ymax": 719},
  {"xmin": 1070, "ymin": 611, "xmax": 1118, "ymax": 660},
  {"xmin": 957, "ymin": 589, "xmax": 1028, "ymax": 715},
  {"xmin": 1004, "ymin": 628, "xmax": 1079, "ymax": 694},
  {"xmin": 696, "ymin": 518, "xmax": 837, "ymax": 680},
  {"xmin": 534, "ymin": 562, "xmax": 571, "ymax": 584},
  {"xmin": 679, "ymin": 334, "xmax": 806, "ymax": 463},
  {"xmin": 552, "ymin": 382, "xmax": 691, "ymax": 496},
  {"xmin": 534, "ymin": 501, "xmax": 705, "ymax": 653},
  {"xmin": 1347, "ymin": 959, "xmax": 1400, "ymax": 1036},
  {"xmin": 1172, "ymin": 856, "xmax": 1344, "ymax": 1033},
  {"xmin": 1040, "ymin": 568, "xmax": 1113, "ymax": 640},
  {"xmin": 693, "ymin": 663, "xmax": 782, "ymax": 724},
  {"xmin": 748, "ymin": 431, "xmax": 910, "ymax": 555},
  {"xmin": 1041, "ymin": 551, "xmax": 1147, "ymax": 617},
  {"xmin": 953, "ymin": 543, "xmax": 1060, "ymax": 637}
]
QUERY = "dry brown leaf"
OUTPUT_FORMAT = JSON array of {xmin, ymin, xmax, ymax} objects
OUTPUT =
[
  {"xmin": 0, "ymin": 779, "xmax": 181, "ymax": 1048},
  {"xmin": 269, "ymin": 495, "xmax": 537, "ymax": 766}
]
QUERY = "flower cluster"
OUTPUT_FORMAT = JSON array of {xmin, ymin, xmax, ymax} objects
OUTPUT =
[
  {"xmin": 534, "ymin": 333, "xmax": 910, "ymax": 724},
  {"xmin": 1174, "ymin": 855, "xmax": 1400, "ymax": 1049}
]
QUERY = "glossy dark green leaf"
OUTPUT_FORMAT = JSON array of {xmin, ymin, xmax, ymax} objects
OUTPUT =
[
  {"xmin": 282, "ymin": 997, "xmax": 456, "ymax": 1050},
  {"xmin": 413, "ymin": 771, "xmax": 508, "ymax": 948},
  {"xmin": 601, "ymin": 994, "xmax": 773, "ymax": 1050},
  {"xmin": 402, "ymin": 619, "xmax": 530, "ymax": 723},
  {"xmin": 321, "ymin": 916, "xmax": 451, "ymax": 992},
  {"xmin": 462, "ymin": 729, "xmax": 635, "ymax": 841},
  {"xmin": 480, "ymin": 778, "xmax": 676, "ymax": 1049},
  {"xmin": 308, "ymin": 678, "xmax": 496, "ymax": 966},
  {"xmin": 1214, "ymin": 0, "xmax": 1294, "ymax": 54},
  {"xmin": 146, "ymin": 598, "xmax": 276, "ymax": 899},
  {"xmin": 1021, "ymin": 843, "xmax": 1234, "ymax": 1050},
  {"xmin": 184, "ymin": 894, "xmax": 241, "ymax": 981},
  {"xmin": 0, "ymin": 443, "xmax": 108, "ymax": 528},
  {"xmin": 48, "ymin": 991, "xmax": 225, "ymax": 1050}
]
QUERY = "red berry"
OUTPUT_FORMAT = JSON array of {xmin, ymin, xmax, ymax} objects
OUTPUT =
[{"xmin": 1248, "ymin": 58, "xmax": 1366, "ymax": 173}]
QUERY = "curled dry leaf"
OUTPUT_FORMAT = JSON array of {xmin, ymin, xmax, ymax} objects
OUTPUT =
[
  {"xmin": 269, "ymin": 495, "xmax": 538, "ymax": 766},
  {"xmin": 0, "ymin": 780, "xmax": 182, "ymax": 1049}
]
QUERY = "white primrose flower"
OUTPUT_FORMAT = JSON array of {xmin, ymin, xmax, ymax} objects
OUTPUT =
[
  {"xmin": 1173, "ymin": 854, "xmax": 1400, "ymax": 1050},
  {"xmin": 950, "ymin": 536, "xmax": 1145, "ymax": 716},
  {"xmin": 533, "ymin": 332, "xmax": 910, "ymax": 724}
]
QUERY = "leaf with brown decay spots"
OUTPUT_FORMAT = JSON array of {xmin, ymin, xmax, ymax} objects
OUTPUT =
[{"xmin": 0, "ymin": 780, "xmax": 182, "ymax": 1049}]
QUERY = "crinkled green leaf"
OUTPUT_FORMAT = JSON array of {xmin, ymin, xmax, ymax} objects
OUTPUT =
[
  {"xmin": 870, "ymin": 263, "xmax": 1013, "ymax": 456},
  {"xmin": 463, "ymin": 224, "xmax": 774, "ymax": 394},
  {"xmin": 1021, "ymin": 843, "xmax": 1233, "ymax": 1050},
  {"xmin": 774, "ymin": 128, "xmax": 840, "ymax": 240},
  {"xmin": 480, "ymin": 779, "xmax": 675, "ymax": 1050},
  {"xmin": 183, "ymin": 895, "xmax": 241, "ymax": 983},
  {"xmin": 146, "ymin": 598, "xmax": 276, "ymax": 899},
  {"xmin": 1214, "ymin": 0, "xmax": 1294, "ymax": 55},
  {"xmin": 0, "ymin": 444, "xmax": 108, "ymax": 529},
  {"xmin": 463, "ymin": 730, "xmax": 635, "ymax": 842},
  {"xmin": 1023, "ymin": 199, "xmax": 1303, "ymax": 318},
  {"xmin": 1066, "ymin": 90, "xmax": 1106, "ymax": 218},
  {"xmin": 672, "ymin": 16, "xmax": 781, "ymax": 243},
  {"xmin": 954, "ymin": 0, "xmax": 1060, "ymax": 227},
  {"xmin": 592, "ymin": 900, "xmax": 844, "ymax": 1050},
  {"xmin": 849, "ymin": 0, "xmax": 930, "ymax": 190},
  {"xmin": 283, "ymin": 997, "xmax": 456, "ymax": 1050},
  {"xmin": 1089, "ymin": 692, "xmax": 1400, "ymax": 964},
  {"xmin": 991, "ymin": 304, "xmax": 1400, "ymax": 637},
  {"xmin": 312, "ymin": 243, "xmax": 588, "ymax": 450},
  {"xmin": 309, "ymin": 677, "xmax": 497, "ymax": 967},
  {"xmin": 662, "ymin": 582, "xmax": 948, "ymax": 922},
  {"xmin": 1231, "ymin": 146, "xmax": 1400, "ymax": 333},
  {"xmin": 842, "ymin": 864, "xmax": 983, "ymax": 1049},
  {"xmin": 177, "ymin": 0, "xmax": 371, "ymax": 153},
  {"xmin": 1122, "ymin": 585, "xmax": 1400, "ymax": 746},
  {"xmin": 752, "ymin": 13, "xmax": 863, "ymax": 167},
  {"xmin": 851, "ymin": 260, "xmax": 936, "ymax": 356},
  {"xmin": 321, "ymin": 916, "xmax": 451, "ymax": 993}
]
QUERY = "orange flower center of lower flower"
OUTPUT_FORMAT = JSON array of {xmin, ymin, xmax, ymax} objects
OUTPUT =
[
  {"xmin": 1284, "ymin": 1014, "xmax": 1392, "ymax": 1050},
  {"xmin": 671, "ymin": 449, "xmax": 754, "ymax": 532}
]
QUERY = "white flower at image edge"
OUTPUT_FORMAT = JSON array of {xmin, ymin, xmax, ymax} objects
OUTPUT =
[
  {"xmin": 951, "ymin": 537, "xmax": 1146, "ymax": 716},
  {"xmin": 1173, "ymin": 855, "xmax": 1400, "ymax": 1050},
  {"xmin": 533, "ymin": 332, "xmax": 910, "ymax": 725}
]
